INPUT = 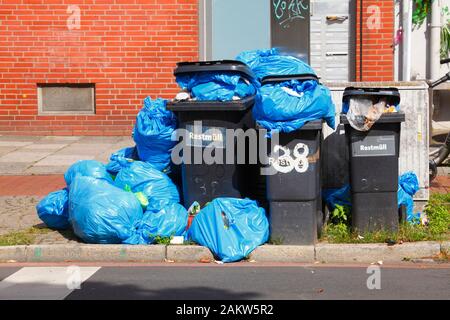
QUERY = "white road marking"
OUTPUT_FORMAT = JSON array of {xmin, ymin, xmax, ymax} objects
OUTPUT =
[{"xmin": 0, "ymin": 267, "xmax": 100, "ymax": 300}]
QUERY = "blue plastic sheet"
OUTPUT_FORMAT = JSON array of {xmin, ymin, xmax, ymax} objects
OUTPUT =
[
  {"xmin": 133, "ymin": 97, "xmax": 177, "ymax": 172},
  {"xmin": 106, "ymin": 147, "xmax": 138, "ymax": 176},
  {"xmin": 36, "ymin": 189, "xmax": 70, "ymax": 230},
  {"xmin": 236, "ymin": 48, "xmax": 315, "ymax": 80},
  {"xmin": 187, "ymin": 198, "xmax": 269, "ymax": 263},
  {"xmin": 323, "ymin": 185, "xmax": 352, "ymax": 211},
  {"xmin": 236, "ymin": 49, "xmax": 336, "ymax": 134},
  {"xmin": 68, "ymin": 176, "xmax": 144, "ymax": 244},
  {"xmin": 124, "ymin": 203, "xmax": 188, "ymax": 245},
  {"xmin": 398, "ymin": 172, "xmax": 421, "ymax": 224},
  {"xmin": 176, "ymin": 72, "xmax": 257, "ymax": 102},
  {"xmin": 254, "ymin": 79, "xmax": 336, "ymax": 134},
  {"xmin": 64, "ymin": 160, "xmax": 113, "ymax": 187},
  {"xmin": 114, "ymin": 161, "xmax": 180, "ymax": 209}
]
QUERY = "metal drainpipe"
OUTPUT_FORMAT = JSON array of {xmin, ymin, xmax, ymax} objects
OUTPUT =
[
  {"xmin": 360, "ymin": 0, "xmax": 363, "ymax": 81},
  {"xmin": 430, "ymin": 0, "xmax": 441, "ymax": 80},
  {"xmin": 402, "ymin": 0, "xmax": 412, "ymax": 81}
]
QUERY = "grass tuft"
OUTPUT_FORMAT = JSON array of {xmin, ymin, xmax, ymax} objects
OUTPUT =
[
  {"xmin": 0, "ymin": 227, "xmax": 51, "ymax": 246},
  {"xmin": 321, "ymin": 194, "xmax": 450, "ymax": 244}
]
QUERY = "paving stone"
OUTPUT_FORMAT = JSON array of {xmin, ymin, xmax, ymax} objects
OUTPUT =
[
  {"xmin": 56, "ymin": 144, "xmax": 114, "ymax": 156},
  {"xmin": 0, "ymin": 176, "xmax": 65, "ymax": 196},
  {"xmin": 25, "ymin": 245, "xmax": 83, "ymax": 262},
  {"xmin": 24, "ymin": 165, "xmax": 70, "ymax": 175},
  {"xmin": 0, "ymin": 136, "xmax": 41, "ymax": 142},
  {"xmin": 166, "ymin": 245, "xmax": 214, "ymax": 262},
  {"xmin": 315, "ymin": 242, "xmax": 442, "ymax": 263},
  {"xmin": 22, "ymin": 144, "xmax": 67, "ymax": 151},
  {"xmin": 0, "ymin": 162, "xmax": 32, "ymax": 175},
  {"xmin": 441, "ymin": 241, "xmax": 450, "ymax": 254},
  {"xmin": 0, "ymin": 146, "xmax": 20, "ymax": 156},
  {"xmin": 0, "ymin": 141, "xmax": 34, "ymax": 147},
  {"xmin": 0, "ymin": 151, "xmax": 52, "ymax": 163},
  {"xmin": 78, "ymin": 136, "xmax": 124, "ymax": 144},
  {"xmin": 33, "ymin": 155, "xmax": 95, "ymax": 166},
  {"xmin": 34, "ymin": 229, "xmax": 78, "ymax": 245},
  {"xmin": 0, "ymin": 246, "xmax": 27, "ymax": 262},
  {"xmin": 39, "ymin": 136, "xmax": 81, "ymax": 142},
  {"xmin": 250, "ymin": 245, "xmax": 315, "ymax": 263},
  {"xmin": 0, "ymin": 196, "xmax": 42, "ymax": 235},
  {"xmin": 77, "ymin": 245, "xmax": 166, "ymax": 262}
]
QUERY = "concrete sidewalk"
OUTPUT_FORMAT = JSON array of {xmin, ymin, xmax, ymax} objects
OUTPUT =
[{"xmin": 0, "ymin": 136, "xmax": 133, "ymax": 175}]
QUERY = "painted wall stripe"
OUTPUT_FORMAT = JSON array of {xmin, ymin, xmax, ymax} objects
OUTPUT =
[{"xmin": 0, "ymin": 267, "xmax": 100, "ymax": 300}]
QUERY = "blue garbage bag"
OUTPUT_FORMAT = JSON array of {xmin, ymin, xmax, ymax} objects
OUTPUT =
[
  {"xmin": 64, "ymin": 160, "xmax": 113, "ymax": 187},
  {"xmin": 236, "ymin": 48, "xmax": 315, "ymax": 80},
  {"xmin": 68, "ymin": 176, "xmax": 144, "ymax": 244},
  {"xmin": 254, "ymin": 79, "xmax": 336, "ymax": 134},
  {"xmin": 187, "ymin": 198, "xmax": 269, "ymax": 263},
  {"xmin": 114, "ymin": 161, "xmax": 180, "ymax": 209},
  {"xmin": 36, "ymin": 189, "xmax": 70, "ymax": 230},
  {"xmin": 133, "ymin": 97, "xmax": 177, "ymax": 172},
  {"xmin": 106, "ymin": 146, "xmax": 139, "ymax": 176},
  {"xmin": 323, "ymin": 184, "xmax": 351, "ymax": 210},
  {"xmin": 124, "ymin": 202, "xmax": 188, "ymax": 245},
  {"xmin": 398, "ymin": 172, "xmax": 421, "ymax": 224},
  {"xmin": 176, "ymin": 72, "xmax": 257, "ymax": 102}
]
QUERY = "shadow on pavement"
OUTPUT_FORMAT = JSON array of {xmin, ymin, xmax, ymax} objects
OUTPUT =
[
  {"xmin": 33, "ymin": 223, "xmax": 82, "ymax": 243},
  {"xmin": 66, "ymin": 283, "xmax": 263, "ymax": 300}
]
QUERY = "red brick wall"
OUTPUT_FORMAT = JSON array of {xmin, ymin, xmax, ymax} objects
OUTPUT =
[
  {"xmin": 0, "ymin": 0, "xmax": 198, "ymax": 136},
  {"xmin": 356, "ymin": 0, "xmax": 395, "ymax": 81}
]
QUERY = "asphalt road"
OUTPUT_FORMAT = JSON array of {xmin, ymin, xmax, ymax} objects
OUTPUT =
[{"xmin": 0, "ymin": 263, "xmax": 448, "ymax": 300}]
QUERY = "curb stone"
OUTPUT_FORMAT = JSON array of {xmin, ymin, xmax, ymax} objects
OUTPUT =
[
  {"xmin": 0, "ymin": 242, "xmax": 446, "ymax": 263},
  {"xmin": 441, "ymin": 241, "xmax": 450, "ymax": 254},
  {"xmin": 77, "ymin": 245, "xmax": 166, "ymax": 262},
  {"xmin": 315, "ymin": 242, "xmax": 442, "ymax": 263},
  {"xmin": 166, "ymin": 245, "xmax": 214, "ymax": 262},
  {"xmin": 249, "ymin": 245, "xmax": 315, "ymax": 263},
  {"xmin": 27, "ymin": 245, "xmax": 82, "ymax": 262},
  {"xmin": 0, "ymin": 244, "xmax": 166, "ymax": 263},
  {"xmin": 0, "ymin": 245, "xmax": 27, "ymax": 262}
]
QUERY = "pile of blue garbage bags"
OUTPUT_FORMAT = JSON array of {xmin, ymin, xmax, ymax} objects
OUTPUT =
[
  {"xmin": 237, "ymin": 48, "xmax": 335, "ymax": 135},
  {"xmin": 37, "ymin": 155, "xmax": 269, "ymax": 262},
  {"xmin": 37, "ymin": 48, "xmax": 417, "ymax": 262}
]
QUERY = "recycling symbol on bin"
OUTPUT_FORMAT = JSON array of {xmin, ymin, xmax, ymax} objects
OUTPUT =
[{"xmin": 270, "ymin": 143, "xmax": 310, "ymax": 174}]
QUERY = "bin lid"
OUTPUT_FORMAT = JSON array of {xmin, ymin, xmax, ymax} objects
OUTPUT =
[
  {"xmin": 167, "ymin": 95, "xmax": 255, "ymax": 112},
  {"xmin": 256, "ymin": 119, "xmax": 323, "ymax": 131},
  {"xmin": 174, "ymin": 60, "xmax": 256, "ymax": 81},
  {"xmin": 261, "ymin": 73, "xmax": 319, "ymax": 85},
  {"xmin": 340, "ymin": 113, "xmax": 406, "ymax": 124},
  {"xmin": 343, "ymin": 87, "xmax": 401, "ymax": 106},
  {"xmin": 301, "ymin": 119, "xmax": 324, "ymax": 130}
]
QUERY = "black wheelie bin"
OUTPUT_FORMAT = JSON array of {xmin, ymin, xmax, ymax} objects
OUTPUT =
[
  {"xmin": 340, "ymin": 87, "xmax": 405, "ymax": 233},
  {"xmin": 262, "ymin": 74, "xmax": 324, "ymax": 245},
  {"xmin": 167, "ymin": 60, "xmax": 257, "ymax": 207}
]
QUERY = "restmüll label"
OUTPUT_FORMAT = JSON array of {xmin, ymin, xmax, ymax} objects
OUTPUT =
[
  {"xmin": 351, "ymin": 135, "xmax": 396, "ymax": 157},
  {"xmin": 185, "ymin": 125, "xmax": 226, "ymax": 149}
]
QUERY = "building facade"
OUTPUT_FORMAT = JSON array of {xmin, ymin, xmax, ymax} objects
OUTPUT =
[{"xmin": 0, "ymin": 0, "xmax": 395, "ymax": 136}]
